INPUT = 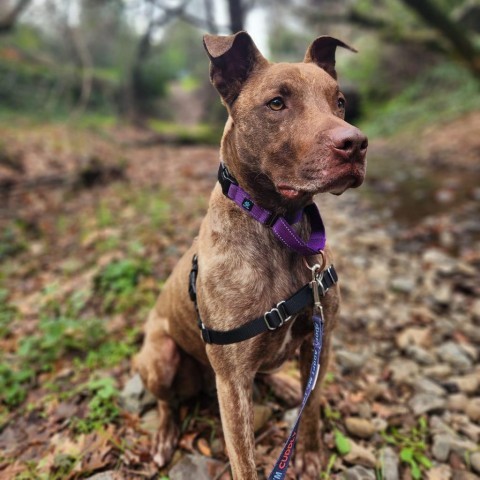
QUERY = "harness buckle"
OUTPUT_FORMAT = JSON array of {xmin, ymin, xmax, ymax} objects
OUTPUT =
[{"xmin": 264, "ymin": 301, "xmax": 292, "ymax": 331}]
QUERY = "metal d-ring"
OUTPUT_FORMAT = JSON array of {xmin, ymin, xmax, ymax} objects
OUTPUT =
[{"xmin": 303, "ymin": 250, "xmax": 326, "ymax": 274}]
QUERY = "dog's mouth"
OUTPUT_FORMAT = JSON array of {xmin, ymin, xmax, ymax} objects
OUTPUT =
[{"xmin": 277, "ymin": 185, "xmax": 304, "ymax": 199}]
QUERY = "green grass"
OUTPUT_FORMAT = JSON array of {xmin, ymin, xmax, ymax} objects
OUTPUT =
[
  {"xmin": 148, "ymin": 119, "xmax": 222, "ymax": 145},
  {"xmin": 359, "ymin": 61, "xmax": 480, "ymax": 137},
  {"xmin": 381, "ymin": 417, "xmax": 432, "ymax": 479}
]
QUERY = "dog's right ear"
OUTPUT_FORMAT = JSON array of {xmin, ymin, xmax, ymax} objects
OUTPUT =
[{"xmin": 203, "ymin": 31, "xmax": 268, "ymax": 107}]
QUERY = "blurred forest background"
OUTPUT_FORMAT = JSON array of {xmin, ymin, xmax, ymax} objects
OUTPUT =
[{"xmin": 0, "ymin": 1, "xmax": 480, "ymax": 480}]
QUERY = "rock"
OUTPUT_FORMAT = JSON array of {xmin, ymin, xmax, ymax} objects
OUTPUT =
[
  {"xmin": 432, "ymin": 283, "xmax": 452, "ymax": 306},
  {"xmin": 413, "ymin": 377, "xmax": 446, "ymax": 397},
  {"xmin": 372, "ymin": 417, "xmax": 388, "ymax": 432},
  {"xmin": 283, "ymin": 407, "xmax": 299, "ymax": 431},
  {"xmin": 427, "ymin": 465, "xmax": 452, "ymax": 480},
  {"xmin": 344, "ymin": 440, "xmax": 377, "ymax": 468},
  {"xmin": 432, "ymin": 434, "xmax": 452, "ymax": 462},
  {"xmin": 465, "ymin": 397, "xmax": 480, "ymax": 422},
  {"xmin": 447, "ymin": 394, "xmax": 469, "ymax": 412},
  {"xmin": 169, "ymin": 454, "xmax": 225, "ymax": 480},
  {"xmin": 86, "ymin": 473, "xmax": 122, "ymax": 480},
  {"xmin": 445, "ymin": 375, "xmax": 479, "ymax": 394},
  {"xmin": 380, "ymin": 447, "xmax": 399, "ymax": 480},
  {"xmin": 396, "ymin": 327, "xmax": 432, "ymax": 349},
  {"xmin": 436, "ymin": 343, "xmax": 473, "ymax": 371},
  {"xmin": 253, "ymin": 404, "xmax": 272, "ymax": 433},
  {"xmin": 405, "ymin": 345, "xmax": 436, "ymax": 365},
  {"xmin": 345, "ymin": 417, "xmax": 376, "ymax": 439},
  {"xmin": 342, "ymin": 465, "xmax": 376, "ymax": 480},
  {"xmin": 424, "ymin": 364, "xmax": 453, "ymax": 380},
  {"xmin": 388, "ymin": 358, "xmax": 419, "ymax": 385},
  {"xmin": 409, "ymin": 393, "xmax": 446, "ymax": 415},
  {"xmin": 140, "ymin": 408, "xmax": 160, "ymax": 434},
  {"xmin": 451, "ymin": 472, "xmax": 479, "ymax": 480},
  {"xmin": 119, "ymin": 373, "xmax": 157, "ymax": 414},
  {"xmin": 470, "ymin": 451, "xmax": 480, "ymax": 475},
  {"xmin": 471, "ymin": 298, "xmax": 480, "ymax": 322},
  {"xmin": 390, "ymin": 276, "xmax": 416, "ymax": 294},
  {"xmin": 432, "ymin": 434, "xmax": 477, "ymax": 462},
  {"xmin": 336, "ymin": 350, "xmax": 368, "ymax": 372}
]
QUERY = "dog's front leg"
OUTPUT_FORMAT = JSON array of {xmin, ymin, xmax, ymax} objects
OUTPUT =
[{"xmin": 215, "ymin": 371, "xmax": 257, "ymax": 479}]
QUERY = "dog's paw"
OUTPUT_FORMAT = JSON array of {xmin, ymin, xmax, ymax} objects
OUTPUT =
[{"xmin": 294, "ymin": 450, "xmax": 322, "ymax": 480}]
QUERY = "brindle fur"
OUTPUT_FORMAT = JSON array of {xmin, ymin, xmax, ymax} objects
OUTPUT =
[{"xmin": 134, "ymin": 31, "xmax": 367, "ymax": 479}]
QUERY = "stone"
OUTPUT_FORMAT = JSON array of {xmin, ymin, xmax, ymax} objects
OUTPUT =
[
  {"xmin": 140, "ymin": 408, "xmax": 160, "ymax": 434},
  {"xmin": 380, "ymin": 447, "xmax": 399, "ymax": 480},
  {"xmin": 343, "ymin": 465, "xmax": 376, "ymax": 480},
  {"xmin": 169, "ymin": 454, "xmax": 225, "ymax": 480},
  {"xmin": 471, "ymin": 298, "xmax": 480, "ymax": 321},
  {"xmin": 424, "ymin": 364, "xmax": 453, "ymax": 380},
  {"xmin": 388, "ymin": 358, "xmax": 419, "ymax": 385},
  {"xmin": 427, "ymin": 465, "xmax": 452, "ymax": 480},
  {"xmin": 409, "ymin": 393, "xmax": 446, "ymax": 416},
  {"xmin": 336, "ymin": 350, "xmax": 368, "ymax": 372},
  {"xmin": 470, "ymin": 451, "xmax": 480, "ymax": 475},
  {"xmin": 405, "ymin": 345, "xmax": 436, "ymax": 365},
  {"xmin": 396, "ymin": 327, "xmax": 432, "ymax": 349},
  {"xmin": 119, "ymin": 373, "xmax": 157, "ymax": 414},
  {"xmin": 343, "ymin": 440, "xmax": 377, "ymax": 468},
  {"xmin": 345, "ymin": 417, "xmax": 376, "ymax": 439},
  {"xmin": 372, "ymin": 417, "xmax": 388, "ymax": 432},
  {"xmin": 445, "ymin": 375, "xmax": 479, "ymax": 394},
  {"xmin": 451, "ymin": 472, "xmax": 479, "ymax": 480},
  {"xmin": 390, "ymin": 276, "xmax": 416, "ymax": 294},
  {"xmin": 447, "ymin": 394, "xmax": 469, "ymax": 412},
  {"xmin": 253, "ymin": 404, "xmax": 272, "ymax": 433},
  {"xmin": 436, "ymin": 343, "xmax": 473, "ymax": 371},
  {"xmin": 413, "ymin": 377, "xmax": 446, "ymax": 397},
  {"xmin": 465, "ymin": 397, "xmax": 480, "ymax": 422},
  {"xmin": 86, "ymin": 473, "xmax": 122, "ymax": 480},
  {"xmin": 432, "ymin": 434, "xmax": 477, "ymax": 462}
]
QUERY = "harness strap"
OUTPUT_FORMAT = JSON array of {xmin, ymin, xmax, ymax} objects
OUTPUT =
[{"xmin": 188, "ymin": 255, "xmax": 338, "ymax": 345}]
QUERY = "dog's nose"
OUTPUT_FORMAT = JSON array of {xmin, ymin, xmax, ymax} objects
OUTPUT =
[{"xmin": 330, "ymin": 126, "xmax": 368, "ymax": 162}]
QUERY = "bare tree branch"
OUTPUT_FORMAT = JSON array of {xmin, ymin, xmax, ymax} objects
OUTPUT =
[{"xmin": 0, "ymin": 0, "xmax": 31, "ymax": 33}]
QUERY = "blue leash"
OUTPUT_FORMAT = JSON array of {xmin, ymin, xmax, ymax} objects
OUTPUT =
[{"xmin": 268, "ymin": 312, "xmax": 324, "ymax": 480}]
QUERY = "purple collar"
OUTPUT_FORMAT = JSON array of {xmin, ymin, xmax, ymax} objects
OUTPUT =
[{"xmin": 218, "ymin": 164, "xmax": 326, "ymax": 256}]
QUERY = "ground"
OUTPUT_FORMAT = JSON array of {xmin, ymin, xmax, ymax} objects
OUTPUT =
[{"xmin": 0, "ymin": 113, "xmax": 479, "ymax": 480}]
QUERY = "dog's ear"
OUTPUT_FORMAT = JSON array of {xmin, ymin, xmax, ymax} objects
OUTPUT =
[
  {"xmin": 304, "ymin": 36, "xmax": 357, "ymax": 80},
  {"xmin": 203, "ymin": 31, "xmax": 268, "ymax": 106}
]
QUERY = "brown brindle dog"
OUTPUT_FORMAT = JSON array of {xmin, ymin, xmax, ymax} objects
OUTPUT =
[{"xmin": 134, "ymin": 31, "xmax": 367, "ymax": 479}]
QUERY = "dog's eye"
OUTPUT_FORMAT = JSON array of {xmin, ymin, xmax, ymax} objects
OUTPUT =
[
  {"xmin": 267, "ymin": 97, "xmax": 285, "ymax": 111},
  {"xmin": 337, "ymin": 97, "xmax": 346, "ymax": 110}
]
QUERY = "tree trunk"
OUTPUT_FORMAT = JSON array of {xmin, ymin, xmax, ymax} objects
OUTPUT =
[
  {"xmin": 227, "ymin": 0, "xmax": 244, "ymax": 33},
  {"xmin": 400, "ymin": 0, "xmax": 480, "ymax": 77},
  {"xmin": 0, "ymin": 0, "xmax": 31, "ymax": 33}
]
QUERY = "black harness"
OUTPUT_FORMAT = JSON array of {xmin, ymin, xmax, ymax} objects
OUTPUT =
[{"xmin": 188, "ymin": 254, "xmax": 338, "ymax": 345}]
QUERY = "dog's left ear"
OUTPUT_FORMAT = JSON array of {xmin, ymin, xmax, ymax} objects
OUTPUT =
[
  {"xmin": 203, "ymin": 31, "xmax": 268, "ymax": 106},
  {"xmin": 304, "ymin": 36, "xmax": 357, "ymax": 80}
]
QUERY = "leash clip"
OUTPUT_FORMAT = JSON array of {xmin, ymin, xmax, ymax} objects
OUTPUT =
[{"xmin": 305, "ymin": 251, "xmax": 327, "ymax": 315}]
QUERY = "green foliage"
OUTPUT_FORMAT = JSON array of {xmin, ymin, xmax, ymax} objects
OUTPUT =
[
  {"xmin": 94, "ymin": 258, "xmax": 152, "ymax": 312},
  {"xmin": 382, "ymin": 417, "xmax": 432, "ymax": 479},
  {"xmin": 334, "ymin": 428, "xmax": 352, "ymax": 455},
  {"xmin": 72, "ymin": 377, "xmax": 120, "ymax": 434},
  {"xmin": 148, "ymin": 120, "xmax": 222, "ymax": 146},
  {"xmin": 0, "ymin": 289, "xmax": 16, "ymax": 337}
]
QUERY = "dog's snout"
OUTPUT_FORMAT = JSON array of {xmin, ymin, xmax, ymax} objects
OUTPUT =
[{"xmin": 330, "ymin": 126, "xmax": 368, "ymax": 161}]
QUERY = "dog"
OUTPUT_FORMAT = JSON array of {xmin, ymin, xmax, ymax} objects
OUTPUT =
[{"xmin": 134, "ymin": 31, "xmax": 367, "ymax": 479}]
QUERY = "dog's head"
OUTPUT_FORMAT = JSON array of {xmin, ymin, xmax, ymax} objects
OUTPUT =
[{"xmin": 204, "ymin": 31, "xmax": 367, "ymax": 212}]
